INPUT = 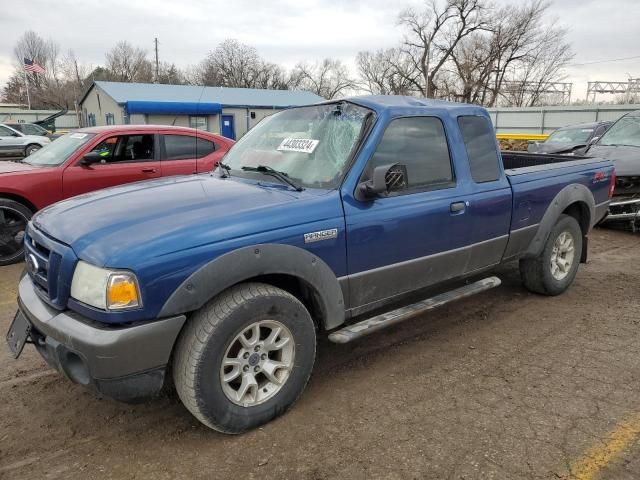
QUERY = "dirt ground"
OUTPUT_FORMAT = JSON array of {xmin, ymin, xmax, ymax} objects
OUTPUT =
[{"xmin": 0, "ymin": 228, "xmax": 639, "ymax": 480}]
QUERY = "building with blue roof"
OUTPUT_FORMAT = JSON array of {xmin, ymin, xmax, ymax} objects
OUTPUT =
[{"xmin": 79, "ymin": 81, "xmax": 324, "ymax": 140}]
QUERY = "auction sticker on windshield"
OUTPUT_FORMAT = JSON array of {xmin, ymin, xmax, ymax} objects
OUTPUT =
[
  {"xmin": 277, "ymin": 138, "xmax": 319, "ymax": 154},
  {"xmin": 70, "ymin": 133, "xmax": 88, "ymax": 139}
]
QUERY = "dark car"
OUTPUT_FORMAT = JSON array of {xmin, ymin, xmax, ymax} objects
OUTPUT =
[
  {"xmin": 584, "ymin": 111, "xmax": 640, "ymax": 231},
  {"xmin": 528, "ymin": 121, "xmax": 611, "ymax": 155}
]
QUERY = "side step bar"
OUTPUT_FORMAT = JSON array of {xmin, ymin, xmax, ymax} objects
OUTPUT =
[{"xmin": 328, "ymin": 276, "xmax": 501, "ymax": 344}]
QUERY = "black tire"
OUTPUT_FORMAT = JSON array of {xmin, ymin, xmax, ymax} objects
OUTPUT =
[
  {"xmin": 0, "ymin": 198, "xmax": 32, "ymax": 266},
  {"xmin": 519, "ymin": 214, "xmax": 583, "ymax": 296},
  {"xmin": 24, "ymin": 144, "xmax": 41, "ymax": 156},
  {"xmin": 173, "ymin": 282, "xmax": 316, "ymax": 433}
]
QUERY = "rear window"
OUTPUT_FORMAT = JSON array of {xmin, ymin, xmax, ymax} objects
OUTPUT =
[{"xmin": 457, "ymin": 116, "xmax": 501, "ymax": 183}]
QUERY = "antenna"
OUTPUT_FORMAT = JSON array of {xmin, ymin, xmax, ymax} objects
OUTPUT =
[{"xmin": 154, "ymin": 37, "xmax": 159, "ymax": 84}]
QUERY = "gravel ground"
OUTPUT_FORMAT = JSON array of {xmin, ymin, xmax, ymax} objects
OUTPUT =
[{"xmin": 0, "ymin": 227, "xmax": 638, "ymax": 480}]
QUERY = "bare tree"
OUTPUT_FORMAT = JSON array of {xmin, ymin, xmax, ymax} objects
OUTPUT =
[
  {"xmin": 291, "ymin": 59, "xmax": 355, "ymax": 99},
  {"xmin": 105, "ymin": 41, "xmax": 153, "ymax": 82},
  {"xmin": 398, "ymin": 0, "xmax": 489, "ymax": 97},
  {"xmin": 356, "ymin": 48, "xmax": 421, "ymax": 95}
]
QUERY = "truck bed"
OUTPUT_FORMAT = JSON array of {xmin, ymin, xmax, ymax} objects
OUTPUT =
[{"xmin": 500, "ymin": 151, "xmax": 589, "ymax": 170}]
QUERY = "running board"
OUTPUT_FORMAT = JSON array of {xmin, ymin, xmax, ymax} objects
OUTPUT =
[{"xmin": 328, "ymin": 276, "xmax": 501, "ymax": 344}]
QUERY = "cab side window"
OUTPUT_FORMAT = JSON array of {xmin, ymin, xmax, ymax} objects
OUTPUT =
[
  {"xmin": 365, "ymin": 116, "xmax": 454, "ymax": 192},
  {"xmin": 457, "ymin": 115, "xmax": 501, "ymax": 183},
  {"xmin": 0, "ymin": 126, "xmax": 16, "ymax": 137},
  {"xmin": 90, "ymin": 135, "xmax": 155, "ymax": 163}
]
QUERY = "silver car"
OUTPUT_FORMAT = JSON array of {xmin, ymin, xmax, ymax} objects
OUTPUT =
[{"xmin": 0, "ymin": 123, "xmax": 51, "ymax": 157}]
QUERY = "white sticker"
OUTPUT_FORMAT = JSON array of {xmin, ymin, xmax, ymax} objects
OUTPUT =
[
  {"xmin": 277, "ymin": 138, "xmax": 320, "ymax": 154},
  {"xmin": 224, "ymin": 121, "xmax": 230, "ymax": 126},
  {"xmin": 70, "ymin": 133, "xmax": 88, "ymax": 139}
]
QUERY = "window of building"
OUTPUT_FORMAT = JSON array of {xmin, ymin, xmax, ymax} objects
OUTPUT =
[
  {"xmin": 88, "ymin": 113, "xmax": 96, "ymax": 127},
  {"xmin": 189, "ymin": 116, "xmax": 208, "ymax": 131},
  {"xmin": 365, "ymin": 116, "xmax": 454, "ymax": 192},
  {"xmin": 457, "ymin": 116, "xmax": 501, "ymax": 183},
  {"xmin": 105, "ymin": 113, "xmax": 115, "ymax": 125}
]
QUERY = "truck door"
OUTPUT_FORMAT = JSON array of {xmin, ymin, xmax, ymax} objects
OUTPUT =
[
  {"xmin": 342, "ymin": 115, "xmax": 510, "ymax": 312},
  {"xmin": 455, "ymin": 115, "xmax": 512, "ymax": 272},
  {"xmin": 63, "ymin": 133, "xmax": 162, "ymax": 198}
]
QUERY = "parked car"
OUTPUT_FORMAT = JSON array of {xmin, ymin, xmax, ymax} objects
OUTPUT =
[
  {"xmin": 528, "ymin": 121, "xmax": 611, "ymax": 155},
  {"xmin": 2, "ymin": 122, "xmax": 61, "ymax": 139},
  {"xmin": 0, "ymin": 125, "xmax": 233, "ymax": 265},
  {"xmin": 0, "ymin": 123, "xmax": 52, "ymax": 158},
  {"xmin": 7, "ymin": 96, "xmax": 614, "ymax": 433},
  {"xmin": 583, "ymin": 111, "xmax": 640, "ymax": 231}
]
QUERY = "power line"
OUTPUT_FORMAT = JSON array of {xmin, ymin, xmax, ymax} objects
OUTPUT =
[{"xmin": 568, "ymin": 55, "xmax": 640, "ymax": 67}]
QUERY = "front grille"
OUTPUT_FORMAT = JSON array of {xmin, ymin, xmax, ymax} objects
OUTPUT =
[{"xmin": 24, "ymin": 225, "xmax": 72, "ymax": 310}]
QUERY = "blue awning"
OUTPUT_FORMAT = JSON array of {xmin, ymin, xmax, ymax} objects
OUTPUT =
[{"xmin": 125, "ymin": 101, "xmax": 222, "ymax": 115}]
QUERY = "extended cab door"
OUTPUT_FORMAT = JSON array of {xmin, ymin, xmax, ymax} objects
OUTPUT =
[
  {"xmin": 62, "ymin": 132, "xmax": 162, "ymax": 198},
  {"xmin": 342, "ymin": 114, "xmax": 510, "ymax": 313}
]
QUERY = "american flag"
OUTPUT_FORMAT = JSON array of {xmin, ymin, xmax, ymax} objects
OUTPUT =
[{"xmin": 23, "ymin": 58, "xmax": 45, "ymax": 74}]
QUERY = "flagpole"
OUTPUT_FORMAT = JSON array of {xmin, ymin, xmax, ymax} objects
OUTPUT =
[{"xmin": 23, "ymin": 69, "xmax": 31, "ymax": 110}]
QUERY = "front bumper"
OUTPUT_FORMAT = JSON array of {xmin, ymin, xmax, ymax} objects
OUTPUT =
[
  {"xmin": 600, "ymin": 196, "xmax": 640, "ymax": 230},
  {"xmin": 16, "ymin": 275, "xmax": 186, "ymax": 402}
]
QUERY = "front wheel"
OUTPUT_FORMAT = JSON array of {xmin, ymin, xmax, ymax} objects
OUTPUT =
[
  {"xmin": 24, "ymin": 144, "xmax": 41, "ymax": 156},
  {"xmin": 0, "ymin": 199, "xmax": 32, "ymax": 266},
  {"xmin": 173, "ymin": 282, "xmax": 316, "ymax": 433},
  {"xmin": 519, "ymin": 214, "xmax": 583, "ymax": 296}
]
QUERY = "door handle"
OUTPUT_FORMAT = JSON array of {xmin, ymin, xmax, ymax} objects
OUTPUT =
[
  {"xmin": 142, "ymin": 167, "xmax": 157, "ymax": 173},
  {"xmin": 450, "ymin": 201, "xmax": 466, "ymax": 214}
]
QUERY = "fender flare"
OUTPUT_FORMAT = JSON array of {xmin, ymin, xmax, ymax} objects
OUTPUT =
[
  {"xmin": 524, "ymin": 183, "xmax": 595, "ymax": 258},
  {"xmin": 159, "ymin": 244, "xmax": 345, "ymax": 330}
]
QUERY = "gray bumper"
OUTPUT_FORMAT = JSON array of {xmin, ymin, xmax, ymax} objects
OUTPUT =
[
  {"xmin": 600, "ymin": 197, "xmax": 640, "ymax": 225},
  {"xmin": 17, "ymin": 275, "xmax": 186, "ymax": 401}
]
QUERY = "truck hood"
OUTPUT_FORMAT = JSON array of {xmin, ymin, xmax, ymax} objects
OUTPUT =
[
  {"xmin": 528, "ymin": 142, "xmax": 581, "ymax": 154},
  {"xmin": 586, "ymin": 145, "xmax": 640, "ymax": 177},
  {"xmin": 32, "ymin": 175, "xmax": 330, "ymax": 266}
]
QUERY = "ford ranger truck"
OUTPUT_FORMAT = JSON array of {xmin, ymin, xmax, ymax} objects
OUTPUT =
[{"xmin": 7, "ymin": 96, "xmax": 615, "ymax": 434}]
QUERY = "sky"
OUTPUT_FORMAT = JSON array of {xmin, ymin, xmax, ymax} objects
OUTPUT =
[{"xmin": 1, "ymin": 0, "xmax": 639, "ymax": 102}]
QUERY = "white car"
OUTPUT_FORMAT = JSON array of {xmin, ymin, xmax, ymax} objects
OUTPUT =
[{"xmin": 0, "ymin": 123, "xmax": 52, "ymax": 157}]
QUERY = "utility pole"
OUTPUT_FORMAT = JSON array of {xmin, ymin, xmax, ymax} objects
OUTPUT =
[{"xmin": 154, "ymin": 37, "xmax": 159, "ymax": 83}]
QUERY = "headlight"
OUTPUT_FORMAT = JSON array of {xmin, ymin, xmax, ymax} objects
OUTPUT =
[
  {"xmin": 41, "ymin": 137, "xmax": 51, "ymax": 143},
  {"xmin": 70, "ymin": 261, "xmax": 142, "ymax": 310}
]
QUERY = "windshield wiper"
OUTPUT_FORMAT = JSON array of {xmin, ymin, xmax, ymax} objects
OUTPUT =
[{"xmin": 241, "ymin": 165, "xmax": 304, "ymax": 192}]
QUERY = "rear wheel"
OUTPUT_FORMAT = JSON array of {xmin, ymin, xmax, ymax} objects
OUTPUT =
[
  {"xmin": 24, "ymin": 144, "xmax": 41, "ymax": 156},
  {"xmin": 173, "ymin": 282, "xmax": 316, "ymax": 433},
  {"xmin": 519, "ymin": 214, "xmax": 583, "ymax": 295},
  {"xmin": 0, "ymin": 199, "xmax": 32, "ymax": 266}
]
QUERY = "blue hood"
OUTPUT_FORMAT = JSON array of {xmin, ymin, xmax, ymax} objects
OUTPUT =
[{"xmin": 33, "ymin": 175, "xmax": 333, "ymax": 267}]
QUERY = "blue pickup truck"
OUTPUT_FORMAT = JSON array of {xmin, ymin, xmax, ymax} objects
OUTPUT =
[{"xmin": 7, "ymin": 96, "xmax": 615, "ymax": 433}]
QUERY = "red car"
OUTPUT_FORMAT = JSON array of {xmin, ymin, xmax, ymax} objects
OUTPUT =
[{"xmin": 0, "ymin": 125, "xmax": 233, "ymax": 265}]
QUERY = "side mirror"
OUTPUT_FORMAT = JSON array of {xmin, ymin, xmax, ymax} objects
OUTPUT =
[
  {"xmin": 358, "ymin": 163, "xmax": 408, "ymax": 199},
  {"xmin": 589, "ymin": 136, "xmax": 600, "ymax": 145},
  {"xmin": 11, "ymin": 132, "xmax": 20, "ymax": 137},
  {"xmin": 81, "ymin": 151, "xmax": 103, "ymax": 166}
]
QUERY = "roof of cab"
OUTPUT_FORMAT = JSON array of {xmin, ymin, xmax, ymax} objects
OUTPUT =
[{"xmin": 336, "ymin": 95, "xmax": 483, "ymax": 115}]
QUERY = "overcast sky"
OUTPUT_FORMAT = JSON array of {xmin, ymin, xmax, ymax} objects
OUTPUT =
[{"xmin": 1, "ymin": 0, "xmax": 639, "ymax": 101}]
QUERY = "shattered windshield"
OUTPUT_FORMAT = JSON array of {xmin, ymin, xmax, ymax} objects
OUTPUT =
[
  {"xmin": 546, "ymin": 127, "xmax": 593, "ymax": 144},
  {"xmin": 222, "ymin": 102, "xmax": 373, "ymax": 189},
  {"xmin": 598, "ymin": 115, "xmax": 640, "ymax": 147}
]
